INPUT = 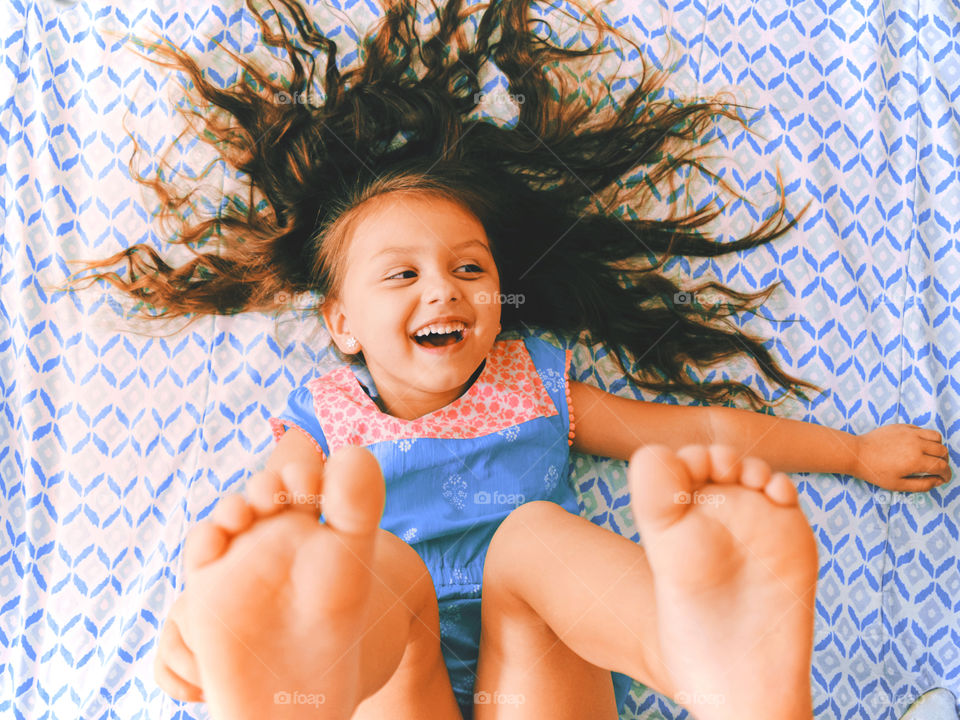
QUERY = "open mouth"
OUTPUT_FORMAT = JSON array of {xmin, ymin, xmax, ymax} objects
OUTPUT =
[{"xmin": 413, "ymin": 329, "xmax": 464, "ymax": 348}]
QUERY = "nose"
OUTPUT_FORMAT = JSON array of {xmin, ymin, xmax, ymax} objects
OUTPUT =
[{"xmin": 422, "ymin": 270, "xmax": 460, "ymax": 304}]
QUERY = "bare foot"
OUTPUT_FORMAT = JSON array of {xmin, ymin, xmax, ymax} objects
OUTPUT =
[
  {"xmin": 154, "ymin": 447, "xmax": 385, "ymax": 719},
  {"xmin": 628, "ymin": 444, "xmax": 817, "ymax": 720},
  {"xmin": 153, "ymin": 459, "xmax": 324, "ymax": 702}
]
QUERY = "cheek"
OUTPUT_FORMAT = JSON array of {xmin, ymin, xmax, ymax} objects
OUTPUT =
[
  {"xmin": 471, "ymin": 284, "xmax": 498, "ymax": 315},
  {"xmin": 372, "ymin": 299, "xmax": 414, "ymax": 339}
]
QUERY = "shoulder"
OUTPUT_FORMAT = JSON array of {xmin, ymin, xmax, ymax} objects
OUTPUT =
[
  {"xmin": 516, "ymin": 333, "xmax": 574, "ymax": 390},
  {"xmin": 304, "ymin": 364, "xmax": 359, "ymax": 398},
  {"xmin": 485, "ymin": 336, "xmax": 567, "ymax": 382},
  {"xmin": 491, "ymin": 330, "xmax": 571, "ymax": 366},
  {"xmin": 489, "ymin": 332, "xmax": 574, "ymax": 427}
]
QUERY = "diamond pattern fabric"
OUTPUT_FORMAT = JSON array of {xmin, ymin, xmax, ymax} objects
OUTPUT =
[{"xmin": 1, "ymin": 1, "xmax": 958, "ymax": 718}]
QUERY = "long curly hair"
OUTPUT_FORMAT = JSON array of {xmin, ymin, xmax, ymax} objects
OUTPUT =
[{"xmin": 65, "ymin": 0, "xmax": 822, "ymax": 411}]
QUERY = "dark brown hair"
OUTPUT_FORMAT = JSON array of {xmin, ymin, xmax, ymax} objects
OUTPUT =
[{"xmin": 65, "ymin": 0, "xmax": 821, "ymax": 410}]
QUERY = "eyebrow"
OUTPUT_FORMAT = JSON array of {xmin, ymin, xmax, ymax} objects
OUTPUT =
[{"xmin": 372, "ymin": 239, "xmax": 491, "ymax": 259}]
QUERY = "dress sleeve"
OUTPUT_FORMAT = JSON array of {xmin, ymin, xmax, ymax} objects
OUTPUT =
[
  {"xmin": 520, "ymin": 334, "xmax": 575, "ymax": 445},
  {"xmin": 268, "ymin": 385, "xmax": 330, "ymax": 459}
]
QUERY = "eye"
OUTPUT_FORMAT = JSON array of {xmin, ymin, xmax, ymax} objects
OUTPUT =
[
  {"xmin": 385, "ymin": 270, "xmax": 417, "ymax": 281},
  {"xmin": 457, "ymin": 263, "xmax": 483, "ymax": 273}
]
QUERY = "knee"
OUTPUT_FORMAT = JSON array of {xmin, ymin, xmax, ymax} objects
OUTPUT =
[
  {"xmin": 376, "ymin": 528, "xmax": 437, "ymax": 611},
  {"xmin": 490, "ymin": 500, "xmax": 558, "ymax": 547},
  {"xmin": 485, "ymin": 501, "xmax": 562, "ymax": 588}
]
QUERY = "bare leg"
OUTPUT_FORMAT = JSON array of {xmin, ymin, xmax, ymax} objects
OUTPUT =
[
  {"xmin": 475, "ymin": 444, "xmax": 817, "ymax": 720},
  {"xmin": 154, "ymin": 447, "xmax": 462, "ymax": 720}
]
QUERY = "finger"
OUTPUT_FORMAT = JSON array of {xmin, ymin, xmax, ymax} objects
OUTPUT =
[
  {"xmin": 897, "ymin": 475, "xmax": 943, "ymax": 491},
  {"xmin": 920, "ymin": 457, "xmax": 950, "ymax": 477},
  {"xmin": 922, "ymin": 441, "xmax": 950, "ymax": 458},
  {"xmin": 919, "ymin": 429, "xmax": 942, "ymax": 442},
  {"xmin": 925, "ymin": 457, "xmax": 956, "ymax": 483}
]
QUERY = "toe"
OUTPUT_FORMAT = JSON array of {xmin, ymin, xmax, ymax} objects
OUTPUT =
[
  {"xmin": 739, "ymin": 457, "xmax": 772, "ymax": 490},
  {"xmin": 183, "ymin": 521, "xmax": 229, "ymax": 576},
  {"xmin": 628, "ymin": 445, "xmax": 696, "ymax": 533},
  {"xmin": 763, "ymin": 472, "xmax": 798, "ymax": 506},
  {"xmin": 706, "ymin": 445, "xmax": 743, "ymax": 483},
  {"xmin": 322, "ymin": 446, "xmax": 385, "ymax": 536},
  {"xmin": 155, "ymin": 654, "xmax": 205, "ymax": 703},
  {"xmin": 675, "ymin": 445, "xmax": 712, "ymax": 488},
  {"xmin": 154, "ymin": 610, "xmax": 204, "ymax": 702},
  {"xmin": 210, "ymin": 494, "xmax": 255, "ymax": 535},
  {"xmin": 157, "ymin": 615, "xmax": 202, "ymax": 692},
  {"xmin": 278, "ymin": 462, "xmax": 324, "ymax": 516},
  {"xmin": 245, "ymin": 469, "xmax": 286, "ymax": 517},
  {"xmin": 300, "ymin": 446, "xmax": 385, "ymax": 612}
]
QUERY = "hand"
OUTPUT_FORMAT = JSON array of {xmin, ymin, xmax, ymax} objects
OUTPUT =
[{"xmin": 854, "ymin": 424, "xmax": 951, "ymax": 491}]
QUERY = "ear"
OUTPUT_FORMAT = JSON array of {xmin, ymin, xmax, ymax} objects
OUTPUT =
[{"xmin": 321, "ymin": 298, "xmax": 359, "ymax": 354}]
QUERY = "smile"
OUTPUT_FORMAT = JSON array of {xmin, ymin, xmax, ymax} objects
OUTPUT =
[
  {"xmin": 412, "ymin": 320, "xmax": 468, "ymax": 348},
  {"xmin": 413, "ymin": 328, "xmax": 465, "ymax": 348}
]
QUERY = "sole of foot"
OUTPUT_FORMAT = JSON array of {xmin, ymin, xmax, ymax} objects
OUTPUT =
[
  {"xmin": 156, "ymin": 446, "xmax": 385, "ymax": 720},
  {"xmin": 628, "ymin": 444, "xmax": 817, "ymax": 720}
]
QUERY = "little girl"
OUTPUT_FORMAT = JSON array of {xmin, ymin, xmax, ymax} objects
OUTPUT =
[{"xmin": 68, "ymin": 0, "xmax": 951, "ymax": 718}]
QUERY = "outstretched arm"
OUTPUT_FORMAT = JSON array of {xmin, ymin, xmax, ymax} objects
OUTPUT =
[
  {"xmin": 707, "ymin": 405, "xmax": 950, "ymax": 491},
  {"xmin": 706, "ymin": 403, "xmax": 861, "ymax": 476},
  {"xmin": 570, "ymin": 381, "xmax": 951, "ymax": 491},
  {"xmin": 569, "ymin": 381, "xmax": 714, "ymax": 461}
]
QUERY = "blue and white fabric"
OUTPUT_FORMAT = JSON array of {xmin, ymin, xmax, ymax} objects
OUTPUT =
[{"xmin": 1, "ymin": 1, "xmax": 958, "ymax": 718}]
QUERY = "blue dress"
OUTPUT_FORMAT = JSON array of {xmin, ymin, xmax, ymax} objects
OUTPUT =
[{"xmin": 270, "ymin": 335, "xmax": 633, "ymax": 718}]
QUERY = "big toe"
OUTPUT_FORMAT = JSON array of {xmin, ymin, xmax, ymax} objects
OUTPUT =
[
  {"xmin": 296, "ymin": 446, "xmax": 386, "ymax": 611},
  {"xmin": 628, "ymin": 445, "xmax": 696, "ymax": 534},
  {"xmin": 323, "ymin": 446, "xmax": 385, "ymax": 536}
]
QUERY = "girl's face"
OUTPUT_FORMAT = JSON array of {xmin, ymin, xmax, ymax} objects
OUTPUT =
[{"xmin": 322, "ymin": 193, "xmax": 502, "ymax": 420}]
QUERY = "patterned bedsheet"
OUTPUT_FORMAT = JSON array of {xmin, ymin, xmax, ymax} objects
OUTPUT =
[{"xmin": 1, "ymin": 1, "xmax": 958, "ymax": 718}]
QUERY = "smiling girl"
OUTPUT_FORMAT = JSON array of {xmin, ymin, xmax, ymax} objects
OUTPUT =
[{"xmin": 67, "ymin": 1, "xmax": 951, "ymax": 718}]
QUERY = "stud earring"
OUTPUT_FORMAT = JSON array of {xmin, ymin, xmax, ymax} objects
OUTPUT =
[{"xmin": 344, "ymin": 336, "xmax": 359, "ymax": 352}]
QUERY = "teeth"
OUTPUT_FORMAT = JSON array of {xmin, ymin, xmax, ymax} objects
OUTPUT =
[{"xmin": 414, "ymin": 321, "xmax": 466, "ymax": 337}]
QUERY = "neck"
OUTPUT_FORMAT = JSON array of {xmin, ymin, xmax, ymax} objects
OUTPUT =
[{"xmin": 367, "ymin": 361, "xmax": 486, "ymax": 420}]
